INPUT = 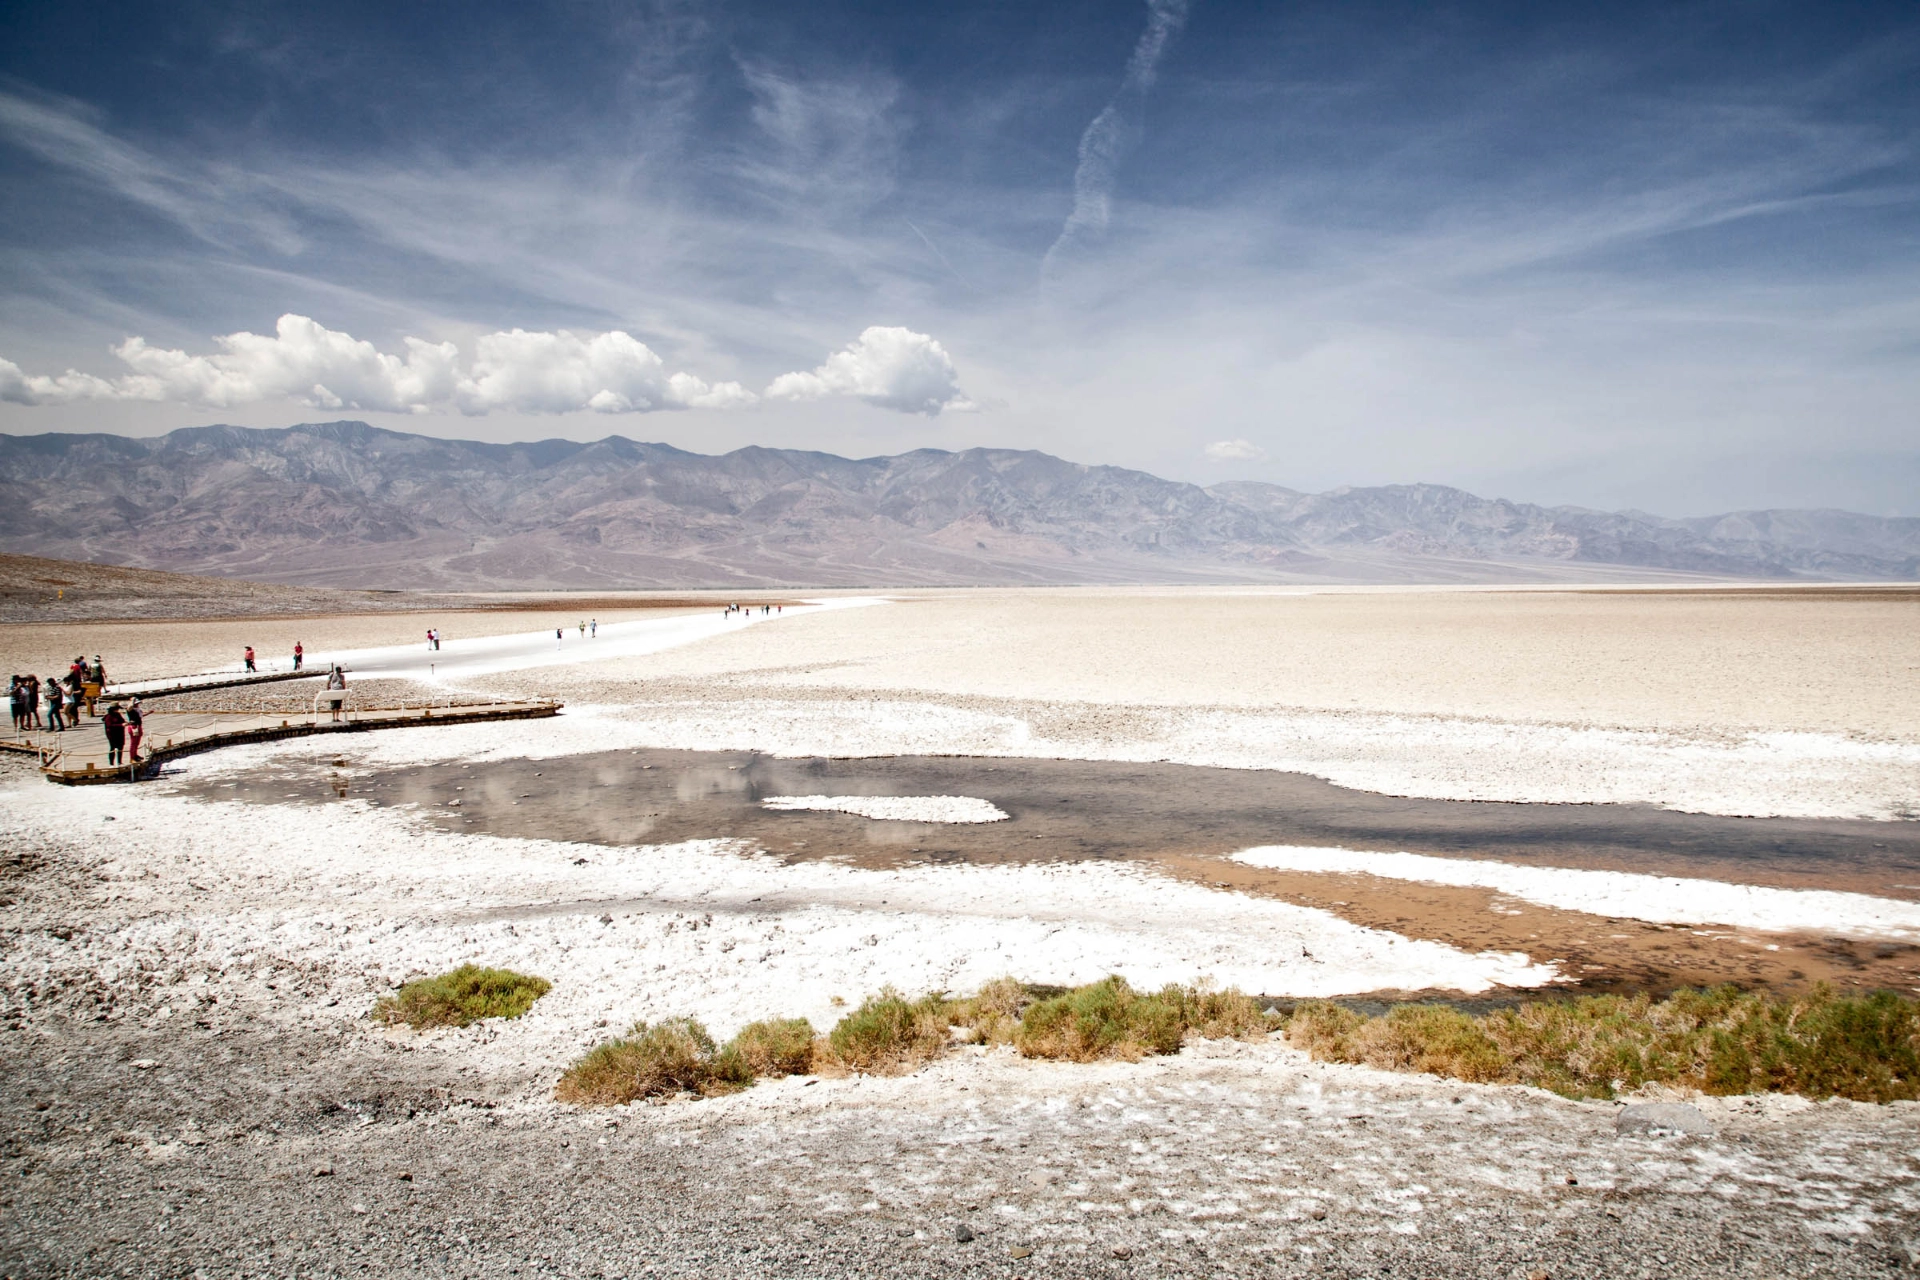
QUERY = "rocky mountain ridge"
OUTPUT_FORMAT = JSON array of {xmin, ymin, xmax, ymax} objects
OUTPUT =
[{"xmin": 2, "ymin": 421, "xmax": 1915, "ymax": 588}]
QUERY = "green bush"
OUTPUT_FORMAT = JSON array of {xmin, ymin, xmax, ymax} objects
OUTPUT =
[
  {"xmin": 555, "ymin": 1018, "xmax": 752, "ymax": 1104},
  {"xmin": 825, "ymin": 988, "xmax": 950, "ymax": 1073},
  {"xmin": 374, "ymin": 964, "xmax": 551, "ymax": 1029},
  {"xmin": 946, "ymin": 976, "xmax": 1029, "ymax": 1046},
  {"xmin": 728, "ymin": 1016, "xmax": 818, "ymax": 1077},
  {"xmin": 1014, "ymin": 976, "xmax": 1187, "ymax": 1062},
  {"xmin": 1288, "ymin": 985, "xmax": 1920, "ymax": 1103}
]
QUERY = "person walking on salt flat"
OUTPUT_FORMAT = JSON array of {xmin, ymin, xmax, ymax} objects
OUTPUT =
[
  {"xmin": 244, "ymin": 645, "xmax": 256, "ymax": 673},
  {"xmin": 293, "ymin": 640, "xmax": 304, "ymax": 671}
]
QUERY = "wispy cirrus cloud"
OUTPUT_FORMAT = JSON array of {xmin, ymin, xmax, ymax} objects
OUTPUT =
[{"xmin": 1043, "ymin": 0, "xmax": 1193, "ymax": 276}]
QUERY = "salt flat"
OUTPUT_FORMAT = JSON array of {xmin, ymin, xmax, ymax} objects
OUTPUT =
[{"xmin": 4, "ymin": 583, "xmax": 1919, "ymax": 1277}]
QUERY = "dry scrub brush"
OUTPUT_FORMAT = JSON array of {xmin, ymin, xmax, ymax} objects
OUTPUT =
[
  {"xmin": 945, "ymin": 976, "xmax": 1029, "ymax": 1046},
  {"xmin": 728, "ymin": 1016, "xmax": 818, "ymax": 1077},
  {"xmin": 1288, "ymin": 985, "xmax": 1920, "ymax": 1102},
  {"xmin": 556, "ymin": 1018, "xmax": 756, "ymax": 1104},
  {"xmin": 555, "ymin": 976, "xmax": 1278, "ymax": 1105},
  {"xmin": 1010, "ymin": 975, "xmax": 1272, "ymax": 1062},
  {"xmin": 374, "ymin": 964, "xmax": 551, "ymax": 1030},
  {"xmin": 820, "ymin": 988, "xmax": 951, "ymax": 1074}
]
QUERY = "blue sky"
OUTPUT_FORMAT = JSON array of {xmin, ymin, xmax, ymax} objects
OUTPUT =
[{"xmin": 1, "ymin": 0, "xmax": 1916, "ymax": 515}]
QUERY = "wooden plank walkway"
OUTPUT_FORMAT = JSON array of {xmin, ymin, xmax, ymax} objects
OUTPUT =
[
  {"xmin": 1, "ymin": 699, "xmax": 561, "ymax": 784},
  {"xmin": 106, "ymin": 669, "xmax": 324, "ymax": 698}
]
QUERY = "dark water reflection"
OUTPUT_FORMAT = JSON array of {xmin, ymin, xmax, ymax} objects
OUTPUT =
[{"xmin": 180, "ymin": 747, "xmax": 1920, "ymax": 895}]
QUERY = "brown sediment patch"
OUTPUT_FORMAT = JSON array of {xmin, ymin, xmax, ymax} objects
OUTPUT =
[
  {"xmin": 175, "ymin": 747, "xmax": 1920, "ymax": 998},
  {"xmin": 1162, "ymin": 856, "xmax": 1920, "ymax": 998}
]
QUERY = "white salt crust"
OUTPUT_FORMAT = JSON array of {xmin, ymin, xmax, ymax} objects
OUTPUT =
[
  {"xmin": 1230, "ymin": 845, "xmax": 1920, "ymax": 941},
  {"xmin": 136, "ymin": 592, "xmax": 1920, "ymax": 821},
  {"xmin": 0, "ymin": 781, "xmax": 1554, "ymax": 1077},
  {"xmin": 760, "ymin": 795, "xmax": 1010, "ymax": 823}
]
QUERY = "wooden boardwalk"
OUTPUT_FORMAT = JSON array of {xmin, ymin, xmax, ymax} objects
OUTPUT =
[
  {"xmin": 1, "ymin": 698, "xmax": 561, "ymax": 784},
  {"xmin": 106, "ymin": 669, "xmax": 323, "ymax": 698}
]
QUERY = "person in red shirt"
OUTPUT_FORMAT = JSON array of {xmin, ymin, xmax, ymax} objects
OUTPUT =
[
  {"xmin": 293, "ymin": 641, "xmax": 304, "ymax": 671},
  {"xmin": 244, "ymin": 645, "xmax": 256, "ymax": 673}
]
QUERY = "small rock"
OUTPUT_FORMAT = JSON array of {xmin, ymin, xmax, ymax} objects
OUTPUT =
[
  {"xmin": 1615, "ymin": 1102, "xmax": 1717, "ymax": 1137},
  {"xmin": 311, "ymin": 1165, "xmax": 334, "ymax": 1177},
  {"xmin": 350, "ymin": 1203, "xmax": 368, "ymax": 1215},
  {"xmin": 1565, "ymin": 1175, "xmax": 1578, "ymax": 1186},
  {"xmin": 1009, "ymin": 1246, "xmax": 1032, "ymax": 1259},
  {"xmin": 1110, "ymin": 1245, "xmax": 1133, "ymax": 1259},
  {"xmin": 130, "ymin": 1059, "xmax": 157, "ymax": 1071},
  {"xmin": 954, "ymin": 1224, "xmax": 975, "ymax": 1244},
  {"xmin": 598, "ymin": 914, "xmax": 613, "ymax": 925},
  {"xmin": 1308, "ymin": 1208, "xmax": 1327, "ymax": 1221},
  {"xmin": 1526, "ymin": 1270, "xmax": 1550, "ymax": 1280},
  {"xmin": 396, "ymin": 1171, "xmax": 413, "ymax": 1182}
]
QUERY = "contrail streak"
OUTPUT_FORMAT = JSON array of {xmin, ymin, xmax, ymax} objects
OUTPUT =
[{"xmin": 1042, "ymin": 0, "xmax": 1193, "ymax": 277}]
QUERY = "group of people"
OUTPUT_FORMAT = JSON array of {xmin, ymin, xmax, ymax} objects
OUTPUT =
[
  {"xmin": 555, "ymin": 620, "xmax": 599, "ymax": 646},
  {"xmin": 426, "ymin": 629, "xmax": 441, "ymax": 650},
  {"xmin": 244, "ymin": 642, "xmax": 311, "ymax": 672},
  {"xmin": 99, "ymin": 697, "xmax": 144, "ymax": 766},
  {"xmin": 8, "ymin": 657, "xmax": 144, "ymax": 768},
  {"xmin": 723, "ymin": 603, "xmax": 781, "ymax": 617},
  {"xmin": 9, "ymin": 657, "xmax": 108, "ymax": 733}
]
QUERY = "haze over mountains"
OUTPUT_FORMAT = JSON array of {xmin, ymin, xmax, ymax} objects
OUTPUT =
[{"xmin": 2, "ymin": 422, "xmax": 1915, "ymax": 589}]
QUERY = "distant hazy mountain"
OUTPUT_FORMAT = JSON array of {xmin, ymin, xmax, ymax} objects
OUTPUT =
[{"xmin": 2, "ymin": 421, "xmax": 1914, "ymax": 588}]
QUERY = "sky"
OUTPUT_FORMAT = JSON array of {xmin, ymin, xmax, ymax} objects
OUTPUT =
[{"xmin": 0, "ymin": 0, "xmax": 1917, "ymax": 517}]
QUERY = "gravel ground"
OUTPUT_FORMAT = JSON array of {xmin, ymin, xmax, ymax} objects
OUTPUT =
[{"xmin": 4, "ymin": 1005, "xmax": 1918, "ymax": 1279}]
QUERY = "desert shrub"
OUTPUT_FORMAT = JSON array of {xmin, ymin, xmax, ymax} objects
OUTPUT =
[
  {"xmin": 1015, "ymin": 976, "xmax": 1187, "ymax": 1062},
  {"xmin": 825, "ymin": 988, "xmax": 951, "ymax": 1073},
  {"xmin": 1015, "ymin": 976, "xmax": 1275, "ymax": 1062},
  {"xmin": 1286, "ymin": 1001, "xmax": 1370, "ymax": 1058},
  {"xmin": 727, "ymin": 1017, "xmax": 818, "ymax": 1077},
  {"xmin": 1171, "ymin": 984, "xmax": 1274, "ymax": 1040},
  {"xmin": 1287, "ymin": 985, "xmax": 1920, "ymax": 1103},
  {"xmin": 946, "ymin": 976, "xmax": 1031, "ymax": 1045},
  {"xmin": 374, "ymin": 964, "xmax": 551, "ymax": 1029},
  {"xmin": 555, "ymin": 1018, "xmax": 752, "ymax": 1105}
]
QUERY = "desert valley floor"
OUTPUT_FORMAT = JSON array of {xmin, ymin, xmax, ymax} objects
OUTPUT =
[{"xmin": 3, "ymin": 585, "xmax": 1919, "ymax": 1278}]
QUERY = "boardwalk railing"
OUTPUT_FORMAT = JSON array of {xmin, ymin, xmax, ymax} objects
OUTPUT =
[{"xmin": 2, "ymin": 699, "xmax": 562, "ymax": 785}]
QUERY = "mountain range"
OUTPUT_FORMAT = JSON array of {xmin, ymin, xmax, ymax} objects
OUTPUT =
[{"xmin": 2, "ymin": 421, "xmax": 1915, "ymax": 588}]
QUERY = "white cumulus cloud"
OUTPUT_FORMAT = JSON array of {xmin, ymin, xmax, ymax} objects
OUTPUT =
[
  {"xmin": 0, "ymin": 314, "xmax": 755, "ymax": 416},
  {"xmin": 766, "ymin": 326, "xmax": 974, "ymax": 415},
  {"xmin": 1205, "ymin": 438, "xmax": 1267, "ymax": 462},
  {"xmin": 454, "ymin": 328, "xmax": 756, "ymax": 415}
]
